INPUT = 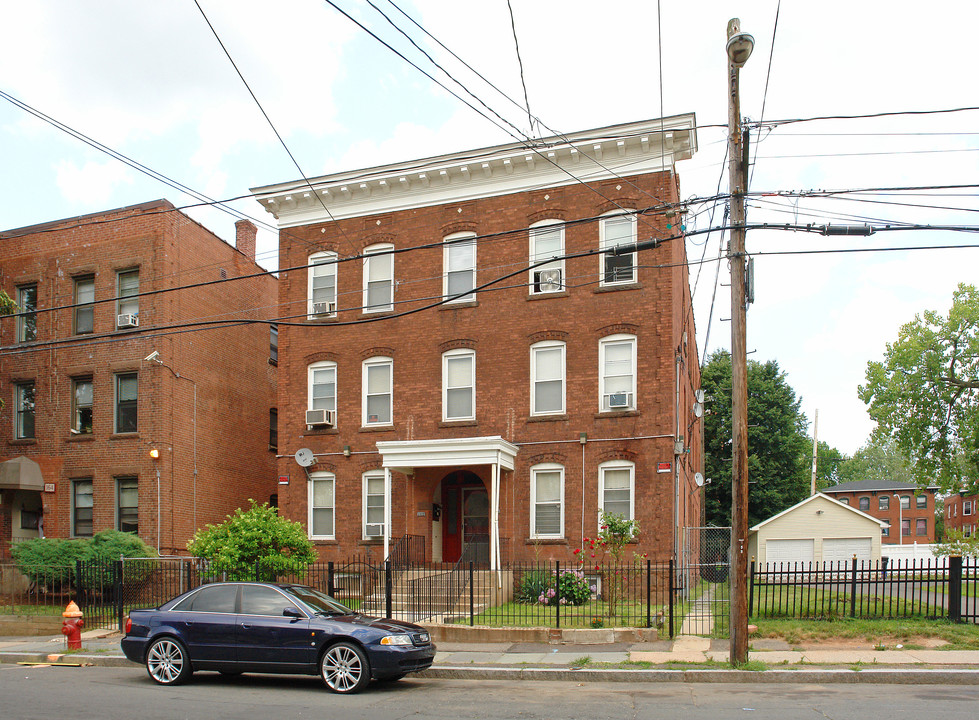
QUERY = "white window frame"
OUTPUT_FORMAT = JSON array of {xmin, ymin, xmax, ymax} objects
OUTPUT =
[
  {"xmin": 363, "ymin": 244, "xmax": 394, "ymax": 313},
  {"xmin": 964, "ymin": 500, "xmax": 973, "ymax": 516},
  {"xmin": 528, "ymin": 220, "xmax": 564, "ymax": 294},
  {"xmin": 308, "ymin": 251, "xmax": 338, "ymax": 317},
  {"xmin": 530, "ymin": 341, "xmax": 565, "ymax": 416},
  {"xmin": 600, "ymin": 211, "xmax": 637, "ymax": 286},
  {"xmin": 308, "ymin": 361, "xmax": 337, "ymax": 417},
  {"xmin": 442, "ymin": 349, "xmax": 475, "ymax": 421},
  {"xmin": 362, "ymin": 471, "xmax": 387, "ymax": 540},
  {"xmin": 308, "ymin": 471, "xmax": 336, "ymax": 540},
  {"xmin": 598, "ymin": 460, "xmax": 635, "ymax": 524},
  {"xmin": 362, "ymin": 357, "xmax": 393, "ymax": 426},
  {"xmin": 116, "ymin": 268, "xmax": 139, "ymax": 320},
  {"xmin": 443, "ymin": 232, "xmax": 476, "ymax": 302},
  {"xmin": 530, "ymin": 464, "xmax": 564, "ymax": 539},
  {"xmin": 599, "ymin": 334, "xmax": 637, "ymax": 412}
]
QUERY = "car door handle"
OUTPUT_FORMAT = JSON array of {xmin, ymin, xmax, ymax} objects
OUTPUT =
[{"xmin": 240, "ymin": 623, "xmax": 251, "ymax": 630}]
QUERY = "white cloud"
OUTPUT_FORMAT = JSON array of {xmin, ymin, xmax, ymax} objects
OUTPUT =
[{"xmin": 55, "ymin": 160, "xmax": 133, "ymax": 206}]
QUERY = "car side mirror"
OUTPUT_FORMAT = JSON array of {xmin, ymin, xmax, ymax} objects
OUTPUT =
[{"xmin": 283, "ymin": 606, "xmax": 303, "ymax": 619}]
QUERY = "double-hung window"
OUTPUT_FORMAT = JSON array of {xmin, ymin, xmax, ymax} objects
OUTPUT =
[
  {"xmin": 308, "ymin": 361, "xmax": 337, "ymax": 424},
  {"xmin": 444, "ymin": 232, "xmax": 476, "ymax": 302},
  {"xmin": 116, "ymin": 269, "xmax": 139, "ymax": 325},
  {"xmin": 16, "ymin": 284, "xmax": 37, "ymax": 342},
  {"xmin": 309, "ymin": 251, "xmax": 338, "ymax": 317},
  {"xmin": 600, "ymin": 212, "xmax": 637, "ymax": 285},
  {"xmin": 858, "ymin": 496, "xmax": 870, "ymax": 511},
  {"xmin": 530, "ymin": 341, "xmax": 565, "ymax": 416},
  {"xmin": 363, "ymin": 244, "xmax": 393, "ymax": 312},
  {"xmin": 529, "ymin": 221, "xmax": 564, "ymax": 294},
  {"xmin": 15, "ymin": 381, "xmax": 35, "ymax": 439},
  {"xmin": 363, "ymin": 357, "xmax": 392, "ymax": 426},
  {"xmin": 599, "ymin": 461, "xmax": 634, "ymax": 522},
  {"xmin": 363, "ymin": 472, "xmax": 386, "ymax": 539},
  {"xmin": 74, "ymin": 276, "xmax": 95, "ymax": 335},
  {"xmin": 114, "ymin": 372, "xmax": 138, "ymax": 433},
  {"xmin": 117, "ymin": 477, "xmax": 138, "ymax": 533},
  {"xmin": 600, "ymin": 335, "xmax": 636, "ymax": 411},
  {"xmin": 73, "ymin": 478, "xmax": 94, "ymax": 537},
  {"xmin": 916, "ymin": 518, "xmax": 927, "ymax": 536},
  {"xmin": 916, "ymin": 495, "xmax": 927, "ymax": 509},
  {"xmin": 443, "ymin": 350, "xmax": 475, "ymax": 421},
  {"xmin": 879, "ymin": 496, "xmax": 890, "ymax": 510},
  {"xmin": 965, "ymin": 500, "xmax": 974, "ymax": 516},
  {"xmin": 530, "ymin": 464, "xmax": 564, "ymax": 538},
  {"xmin": 72, "ymin": 378, "xmax": 93, "ymax": 435},
  {"xmin": 899, "ymin": 495, "xmax": 910, "ymax": 510},
  {"xmin": 308, "ymin": 471, "xmax": 335, "ymax": 539}
]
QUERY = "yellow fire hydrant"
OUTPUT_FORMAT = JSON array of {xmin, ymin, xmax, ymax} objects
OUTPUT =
[{"xmin": 61, "ymin": 601, "xmax": 84, "ymax": 650}]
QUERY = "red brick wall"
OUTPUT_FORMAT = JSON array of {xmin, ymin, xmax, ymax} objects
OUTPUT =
[
  {"xmin": 822, "ymin": 489, "xmax": 936, "ymax": 544},
  {"xmin": 944, "ymin": 493, "xmax": 978, "ymax": 537}
]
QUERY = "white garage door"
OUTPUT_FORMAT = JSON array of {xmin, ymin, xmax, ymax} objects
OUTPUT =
[
  {"xmin": 766, "ymin": 538, "xmax": 814, "ymax": 565},
  {"xmin": 822, "ymin": 537, "xmax": 872, "ymax": 564}
]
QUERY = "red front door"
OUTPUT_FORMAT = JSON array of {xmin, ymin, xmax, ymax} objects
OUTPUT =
[{"xmin": 440, "ymin": 471, "xmax": 487, "ymax": 564}]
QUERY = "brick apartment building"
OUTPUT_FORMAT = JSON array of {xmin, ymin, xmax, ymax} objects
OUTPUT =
[
  {"xmin": 253, "ymin": 116, "xmax": 704, "ymax": 566},
  {"xmin": 821, "ymin": 479, "xmax": 938, "ymax": 544},
  {"xmin": 0, "ymin": 200, "xmax": 277, "ymax": 557},
  {"xmin": 945, "ymin": 492, "xmax": 978, "ymax": 538}
]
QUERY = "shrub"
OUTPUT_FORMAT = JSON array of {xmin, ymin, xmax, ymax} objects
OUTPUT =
[
  {"xmin": 515, "ymin": 569, "xmax": 552, "ymax": 604},
  {"xmin": 537, "ymin": 569, "xmax": 591, "ymax": 607},
  {"xmin": 11, "ymin": 538, "xmax": 88, "ymax": 589}
]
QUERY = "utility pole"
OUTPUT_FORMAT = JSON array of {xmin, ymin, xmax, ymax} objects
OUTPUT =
[
  {"xmin": 726, "ymin": 17, "xmax": 753, "ymax": 667},
  {"xmin": 811, "ymin": 409, "xmax": 819, "ymax": 495}
]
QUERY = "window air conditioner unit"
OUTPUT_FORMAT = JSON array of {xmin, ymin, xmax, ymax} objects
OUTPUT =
[
  {"xmin": 607, "ymin": 392, "xmax": 632, "ymax": 409},
  {"xmin": 117, "ymin": 313, "xmax": 139, "ymax": 329},
  {"xmin": 312, "ymin": 301, "xmax": 336, "ymax": 316},
  {"xmin": 537, "ymin": 268, "xmax": 562, "ymax": 292},
  {"xmin": 305, "ymin": 409, "xmax": 336, "ymax": 427},
  {"xmin": 365, "ymin": 523, "xmax": 385, "ymax": 538}
]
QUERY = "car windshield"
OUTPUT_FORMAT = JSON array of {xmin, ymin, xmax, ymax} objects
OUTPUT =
[{"xmin": 283, "ymin": 585, "xmax": 353, "ymax": 615}]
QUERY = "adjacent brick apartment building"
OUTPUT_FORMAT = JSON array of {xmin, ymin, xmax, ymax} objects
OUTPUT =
[
  {"xmin": 821, "ymin": 480, "xmax": 938, "ymax": 544},
  {"xmin": 945, "ymin": 492, "xmax": 978, "ymax": 538},
  {"xmin": 0, "ymin": 200, "xmax": 277, "ymax": 557},
  {"xmin": 253, "ymin": 116, "xmax": 704, "ymax": 566}
]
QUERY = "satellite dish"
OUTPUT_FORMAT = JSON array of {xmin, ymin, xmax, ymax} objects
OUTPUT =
[
  {"xmin": 295, "ymin": 448, "xmax": 317, "ymax": 467},
  {"xmin": 695, "ymin": 389, "xmax": 705, "ymax": 404},
  {"xmin": 692, "ymin": 402, "xmax": 704, "ymax": 418},
  {"xmin": 694, "ymin": 472, "xmax": 705, "ymax": 487}
]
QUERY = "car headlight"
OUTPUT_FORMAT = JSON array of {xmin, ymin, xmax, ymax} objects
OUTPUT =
[{"xmin": 380, "ymin": 634, "xmax": 413, "ymax": 646}]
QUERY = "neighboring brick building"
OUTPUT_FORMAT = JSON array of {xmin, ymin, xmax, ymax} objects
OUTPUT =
[
  {"xmin": 821, "ymin": 480, "xmax": 938, "ymax": 544},
  {"xmin": 253, "ymin": 116, "xmax": 704, "ymax": 566},
  {"xmin": 944, "ymin": 492, "xmax": 978, "ymax": 538},
  {"xmin": 0, "ymin": 200, "xmax": 278, "ymax": 557}
]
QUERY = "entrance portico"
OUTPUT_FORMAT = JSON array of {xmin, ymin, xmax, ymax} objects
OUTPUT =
[{"xmin": 375, "ymin": 436, "xmax": 518, "ymax": 570}]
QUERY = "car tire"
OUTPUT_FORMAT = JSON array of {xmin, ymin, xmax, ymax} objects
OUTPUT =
[
  {"xmin": 146, "ymin": 637, "xmax": 192, "ymax": 686},
  {"xmin": 320, "ymin": 642, "xmax": 370, "ymax": 694}
]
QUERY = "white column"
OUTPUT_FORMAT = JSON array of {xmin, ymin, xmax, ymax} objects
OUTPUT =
[
  {"xmin": 490, "ymin": 459, "xmax": 500, "ymax": 572},
  {"xmin": 384, "ymin": 467, "xmax": 392, "ymax": 560}
]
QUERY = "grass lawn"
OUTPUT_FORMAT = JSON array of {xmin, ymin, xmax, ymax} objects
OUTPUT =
[{"xmin": 752, "ymin": 617, "xmax": 979, "ymax": 650}]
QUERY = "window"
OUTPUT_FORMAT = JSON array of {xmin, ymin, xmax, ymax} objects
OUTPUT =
[
  {"xmin": 443, "ymin": 350, "xmax": 475, "ymax": 421},
  {"xmin": 117, "ymin": 477, "xmax": 138, "ymax": 533},
  {"xmin": 858, "ymin": 496, "xmax": 870, "ymax": 511},
  {"xmin": 901, "ymin": 518, "xmax": 911, "ymax": 537},
  {"xmin": 444, "ymin": 232, "xmax": 476, "ymax": 302},
  {"xmin": 899, "ymin": 495, "xmax": 910, "ymax": 510},
  {"xmin": 600, "ymin": 212, "xmax": 637, "ymax": 285},
  {"xmin": 114, "ymin": 372, "xmax": 138, "ymax": 433},
  {"xmin": 838, "ymin": 497, "xmax": 850, "ymax": 505},
  {"xmin": 74, "ymin": 276, "xmax": 95, "ymax": 334},
  {"xmin": 242, "ymin": 585, "xmax": 300, "ymax": 616},
  {"xmin": 16, "ymin": 284, "xmax": 37, "ymax": 342},
  {"xmin": 916, "ymin": 495, "xmax": 927, "ymax": 509},
  {"xmin": 269, "ymin": 409, "xmax": 278, "ymax": 450},
  {"xmin": 882, "ymin": 524, "xmax": 890, "ymax": 537},
  {"xmin": 363, "ymin": 244, "xmax": 393, "ymax": 312},
  {"xmin": 308, "ymin": 361, "xmax": 337, "ymax": 420},
  {"xmin": 599, "ymin": 461, "xmax": 634, "ymax": 522},
  {"xmin": 529, "ymin": 221, "xmax": 564, "ymax": 294},
  {"xmin": 14, "ymin": 381, "xmax": 35, "ymax": 439},
  {"xmin": 916, "ymin": 518, "xmax": 927, "ymax": 536},
  {"xmin": 72, "ymin": 378, "xmax": 93, "ymax": 435},
  {"xmin": 308, "ymin": 471, "xmax": 335, "ymax": 539},
  {"xmin": 73, "ymin": 479, "xmax": 93, "ymax": 537},
  {"xmin": 175, "ymin": 585, "xmax": 237, "ymax": 613},
  {"xmin": 531, "ymin": 464, "xmax": 564, "ymax": 538},
  {"xmin": 116, "ymin": 268, "xmax": 139, "ymax": 324},
  {"xmin": 363, "ymin": 472, "xmax": 386, "ymax": 539},
  {"xmin": 531, "ymin": 341, "xmax": 565, "ymax": 416},
  {"xmin": 600, "ymin": 335, "xmax": 636, "ymax": 411},
  {"xmin": 270, "ymin": 325, "xmax": 278, "ymax": 363},
  {"xmin": 965, "ymin": 500, "xmax": 973, "ymax": 516},
  {"xmin": 308, "ymin": 251, "xmax": 338, "ymax": 317},
  {"xmin": 363, "ymin": 357, "xmax": 392, "ymax": 425},
  {"xmin": 878, "ymin": 496, "xmax": 889, "ymax": 510}
]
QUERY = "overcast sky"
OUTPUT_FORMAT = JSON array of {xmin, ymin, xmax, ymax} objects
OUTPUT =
[{"xmin": 2, "ymin": 0, "xmax": 977, "ymax": 456}]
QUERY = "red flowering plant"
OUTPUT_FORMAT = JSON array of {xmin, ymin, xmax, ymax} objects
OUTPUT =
[{"xmin": 572, "ymin": 512, "xmax": 641, "ymax": 619}]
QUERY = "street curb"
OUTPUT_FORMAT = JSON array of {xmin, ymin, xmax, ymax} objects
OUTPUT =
[{"xmin": 0, "ymin": 652, "xmax": 134, "ymax": 669}]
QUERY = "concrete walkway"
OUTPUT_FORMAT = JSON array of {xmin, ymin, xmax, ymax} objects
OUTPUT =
[{"xmin": 3, "ymin": 629, "xmax": 979, "ymax": 684}]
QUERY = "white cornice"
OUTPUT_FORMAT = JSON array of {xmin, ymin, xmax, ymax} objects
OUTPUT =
[{"xmin": 251, "ymin": 115, "xmax": 697, "ymax": 227}]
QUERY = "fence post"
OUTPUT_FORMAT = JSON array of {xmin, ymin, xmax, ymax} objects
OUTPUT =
[
  {"xmin": 849, "ymin": 554, "xmax": 858, "ymax": 618},
  {"xmin": 385, "ymin": 560, "xmax": 393, "ymax": 619},
  {"xmin": 115, "ymin": 560, "xmax": 125, "ymax": 634},
  {"xmin": 646, "ymin": 559, "xmax": 652, "ymax": 629},
  {"xmin": 75, "ymin": 559, "xmax": 83, "ymax": 605},
  {"xmin": 949, "ymin": 555, "xmax": 963, "ymax": 623},
  {"xmin": 748, "ymin": 558, "xmax": 755, "ymax": 616},
  {"xmin": 327, "ymin": 561, "xmax": 335, "ymax": 597},
  {"xmin": 469, "ymin": 561, "xmax": 475, "ymax": 627},
  {"xmin": 555, "ymin": 561, "xmax": 560, "ymax": 629},
  {"xmin": 668, "ymin": 558, "xmax": 675, "ymax": 639}
]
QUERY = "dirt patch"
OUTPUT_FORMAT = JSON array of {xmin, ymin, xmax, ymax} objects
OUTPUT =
[{"xmin": 795, "ymin": 635, "xmax": 949, "ymax": 650}]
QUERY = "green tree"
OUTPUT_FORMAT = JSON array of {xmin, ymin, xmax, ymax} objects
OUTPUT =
[
  {"xmin": 187, "ymin": 500, "xmax": 316, "ymax": 578},
  {"xmin": 836, "ymin": 437, "xmax": 914, "ymax": 487},
  {"xmin": 702, "ymin": 351, "xmax": 814, "ymax": 527},
  {"xmin": 805, "ymin": 438, "xmax": 848, "ymax": 491},
  {"xmin": 859, "ymin": 284, "xmax": 979, "ymax": 494},
  {"xmin": 933, "ymin": 528, "xmax": 979, "ymax": 557}
]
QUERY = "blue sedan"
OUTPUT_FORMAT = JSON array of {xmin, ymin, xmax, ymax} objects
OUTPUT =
[{"xmin": 121, "ymin": 582, "xmax": 435, "ymax": 693}]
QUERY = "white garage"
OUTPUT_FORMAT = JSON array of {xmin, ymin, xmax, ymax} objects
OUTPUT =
[{"xmin": 748, "ymin": 493, "xmax": 885, "ymax": 566}]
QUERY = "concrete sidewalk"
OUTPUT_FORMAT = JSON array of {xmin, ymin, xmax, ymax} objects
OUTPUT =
[{"xmin": 3, "ymin": 628, "xmax": 979, "ymax": 684}]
